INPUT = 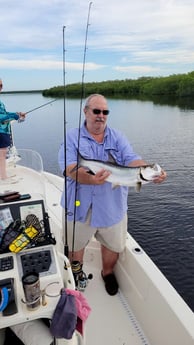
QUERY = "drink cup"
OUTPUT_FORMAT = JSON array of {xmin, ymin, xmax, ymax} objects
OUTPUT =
[{"xmin": 22, "ymin": 272, "xmax": 40, "ymax": 310}]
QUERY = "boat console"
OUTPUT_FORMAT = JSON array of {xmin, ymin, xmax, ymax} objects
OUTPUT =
[{"xmin": 0, "ymin": 198, "xmax": 65, "ymax": 329}]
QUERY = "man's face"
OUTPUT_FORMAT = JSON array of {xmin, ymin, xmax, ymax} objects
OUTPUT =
[{"xmin": 84, "ymin": 96, "xmax": 109, "ymax": 134}]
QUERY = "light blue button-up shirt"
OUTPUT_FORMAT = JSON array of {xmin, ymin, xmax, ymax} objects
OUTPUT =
[{"xmin": 58, "ymin": 123, "xmax": 141, "ymax": 227}]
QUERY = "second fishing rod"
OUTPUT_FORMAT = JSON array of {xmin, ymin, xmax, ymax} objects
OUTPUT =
[
  {"xmin": 62, "ymin": 2, "xmax": 93, "ymax": 290},
  {"xmin": 25, "ymin": 98, "xmax": 58, "ymax": 115}
]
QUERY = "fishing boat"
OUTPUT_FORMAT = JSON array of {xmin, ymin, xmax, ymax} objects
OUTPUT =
[{"xmin": 0, "ymin": 148, "xmax": 194, "ymax": 345}]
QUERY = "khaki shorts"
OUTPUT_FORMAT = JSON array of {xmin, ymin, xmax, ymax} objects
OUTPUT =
[{"xmin": 63, "ymin": 209, "xmax": 128, "ymax": 253}]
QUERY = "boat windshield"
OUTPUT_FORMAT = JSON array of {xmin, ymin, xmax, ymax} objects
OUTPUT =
[{"xmin": 16, "ymin": 149, "xmax": 43, "ymax": 173}]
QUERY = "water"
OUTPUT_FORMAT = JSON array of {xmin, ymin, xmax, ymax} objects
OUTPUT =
[{"xmin": 1, "ymin": 93, "xmax": 194, "ymax": 311}]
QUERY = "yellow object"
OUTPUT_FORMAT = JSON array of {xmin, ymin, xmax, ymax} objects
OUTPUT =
[
  {"xmin": 9, "ymin": 226, "xmax": 38, "ymax": 253},
  {"xmin": 75, "ymin": 200, "xmax": 81, "ymax": 207}
]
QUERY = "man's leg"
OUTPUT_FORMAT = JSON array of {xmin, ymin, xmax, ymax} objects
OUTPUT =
[
  {"xmin": 101, "ymin": 245, "xmax": 119, "ymax": 295},
  {"xmin": 101, "ymin": 245, "xmax": 119, "ymax": 276}
]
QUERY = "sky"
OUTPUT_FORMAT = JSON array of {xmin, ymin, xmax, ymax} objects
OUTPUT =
[{"xmin": 0, "ymin": 0, "xmax": 194, "ymax": 91}]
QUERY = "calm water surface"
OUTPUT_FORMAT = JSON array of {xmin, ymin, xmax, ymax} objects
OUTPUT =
[{"xmin": 2, "ymin": 93, "xmax": 194, "ymax": 311}]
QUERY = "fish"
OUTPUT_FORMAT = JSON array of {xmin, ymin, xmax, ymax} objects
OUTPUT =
[{"xmin": 71, "ymin": 153, "xmax": 162, "ymax": 192}]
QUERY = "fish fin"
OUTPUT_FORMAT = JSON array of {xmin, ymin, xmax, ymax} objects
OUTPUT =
[
  {"xmin": 108, "ymin": 152, "xmax": 117, "ymax": 164},
  {"xmin": 86, "ymin": 170, "xmax": 95, "ymax": 175},
  {"xmin": 70, "ymin": 165, "xmax": 95, "ymax": 175},
  {"xmin": 135, "ymin": 182, "xmax": 142, "ymax": 192}
]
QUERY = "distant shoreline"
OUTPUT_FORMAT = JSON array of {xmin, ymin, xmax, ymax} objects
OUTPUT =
[{"xmin": 1, "ymin": 90, "xmax": 43, "ymax": 94}]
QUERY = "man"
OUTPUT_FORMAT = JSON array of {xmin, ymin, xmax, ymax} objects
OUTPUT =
[
  {"xmin": 0, "ymin": 79, "xmax": 26, "ymax": 180},
  {"xmin": 58, "ymin": 94, "xmax": 167, "ymax": 295}
]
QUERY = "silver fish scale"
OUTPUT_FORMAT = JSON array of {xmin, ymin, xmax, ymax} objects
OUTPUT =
[{"xmin": 80, "ymin": 157, "xmax": 162, "ymax": 188}]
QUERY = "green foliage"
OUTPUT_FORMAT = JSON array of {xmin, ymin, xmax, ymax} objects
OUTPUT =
[
  {"xmin": 178, "ymin": 76, "xmax": 194, "ymax": 96},
  {"xmin": 42, "ymin": 71, "xmax": 194, "ymax": 98}
]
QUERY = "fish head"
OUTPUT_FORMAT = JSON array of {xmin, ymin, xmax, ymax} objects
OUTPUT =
[{"xmin": 140, "ymin": 163, "xmax": 162, "ymax": 181}]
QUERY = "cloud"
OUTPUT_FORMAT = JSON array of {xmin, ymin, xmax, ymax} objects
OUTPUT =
[
  {"xmin": 0, "ymin": 58, "xmax": 105, "ymax": 71},
  {"xmin": 0, "ymin": 0, "xmax": 194, "ymax": 89},
  {"xmin": 114, "ymin": 65, "xmax": 159, "ymax": 75},
  {"xmin": 1, "ymin": 0, "xmax": 194, "ymax": 53}
]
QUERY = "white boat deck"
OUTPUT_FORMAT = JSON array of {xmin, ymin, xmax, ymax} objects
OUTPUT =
[
  {"xmin": 83, "ymin": 244, "xmax": 150, "ymax": 345},
  {"xmin": 1, "ymin": 163, "xmax": 150, "ymax": 345},
  {"xmin": 1, "ymin": 157, "xmax": 194, "ymax": 345}
]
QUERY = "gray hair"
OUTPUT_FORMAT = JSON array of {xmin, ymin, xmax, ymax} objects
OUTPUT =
[{"xmin": 84, "ymin": 94, "xmax": 106, "ymax": 108}]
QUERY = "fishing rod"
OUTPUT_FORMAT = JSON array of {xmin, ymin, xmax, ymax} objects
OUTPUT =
[
  {"xmin": 61, "ymin": 3, "xmax": 93, "ymax": 289},
  {"xmin": 71, "ymin": 1, "xmax": 93, "ymax": 258},
  {"xmin": 62, "ymin": 25, "xmax": 69, "ymax": 258},
  {"xmin": 78, "ymin": 1, "xmax": 93, "ymax": 122},
  {"xmin": 8, "ymin": 98, "xmax": 58, "ymax": 162},
  {"xmin": 25, "ymin": 99, "xmax": 57, "ymax": 114}
]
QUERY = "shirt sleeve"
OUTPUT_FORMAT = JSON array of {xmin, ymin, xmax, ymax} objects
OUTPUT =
[
  {"xmin": 58, "ymin": 128, "xmax": 79, "ymax": 173},
  {"xmin": 66, "ymin": 128, "xmax": 79, "ymax": 166},
  {"xmin": 0, "ymin": 112, "xmax": 19, "ymax": 123},
  {"xmin": 109, "ymin": 129, "xmax": 142, "ymax": 165}
]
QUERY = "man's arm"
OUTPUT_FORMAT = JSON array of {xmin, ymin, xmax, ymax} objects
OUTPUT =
[{"xmin": 66, "ymin": 163, "xmax": 110, "ymax": 185}]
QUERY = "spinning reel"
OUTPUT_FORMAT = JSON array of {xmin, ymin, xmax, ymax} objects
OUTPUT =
[{"xmin": 71, "ymin": 261, "xmax": 93, "ymax": 291}]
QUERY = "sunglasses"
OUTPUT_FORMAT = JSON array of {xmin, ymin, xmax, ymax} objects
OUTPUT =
[{"xmin": 92, "ymin": 108, "xmax": 110, "ymax": 115}]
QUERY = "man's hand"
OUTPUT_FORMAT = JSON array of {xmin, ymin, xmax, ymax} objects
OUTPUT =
[
  {"xmin": 19, "ymin": 112, "xmax": 26, "ymax": 120},
  {"xmin": 17, "ymin": 112, "xmax": 26, "ymax": 122},
  {"xmin": 91, "ymin": 169, "xmax": 111, "ymax": 185},
  {"xmin": 153, "ymin": 169, "xmax": 167, "ymax": 183}
]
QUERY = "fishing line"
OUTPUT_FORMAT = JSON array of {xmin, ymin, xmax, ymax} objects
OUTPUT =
[{"xmin": 71, "ymin": 1, "xmax": 93, "ymax": 258}]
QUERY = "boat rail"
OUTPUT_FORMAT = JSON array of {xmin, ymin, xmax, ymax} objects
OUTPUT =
[
  {"xmin": 16, "ymin": 149, "xmax": 44, "ymax": 173},
  {"xmin": 6, "ymin": 147, "xmax": 47, "ymax": 206}
]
